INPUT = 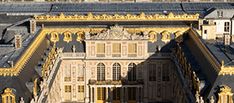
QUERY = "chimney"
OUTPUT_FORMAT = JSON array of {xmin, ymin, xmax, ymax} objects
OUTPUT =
[
  {"xmin": 223, "ymin": 33, "xmax": 231, "ymax": 46},
  {"xmin": 30, "ymin": 19, "xmax": 36, "ymax": 34},
  {"xmin": 15, "ymin": 34, "xmax": 22, "ymax": 49}
]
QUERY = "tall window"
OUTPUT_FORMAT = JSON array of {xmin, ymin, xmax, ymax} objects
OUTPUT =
[
  {"xmin": 128, "ymin": 87, "xmax": 136, "ymax": 100},
  {"xmin": 97, "ymin": 63, "xmax": 105, "ymax": 81},
  {"xmin": 64, "ymin": 65, "xmax": 71, "ymax": 82},
  {"xmin": 78, "ymin": 85, "xmax": 84, "ymax": 93},
  {"xmin": 65, "ymin": 85, "xmax": 71, "ymax": 93},
  {"xmin": 162, "ymin": 64, "xmax": 170, "ymax": 81},
  {"xmin": 112, "ymin": 43, "xmax": 121, "ymax": 57},
  {"xmin": 157, "ymin": 65, "xmax": 161, "ymax": 82},
  {"xmin": 113, "ymin": 87, "xmax": 120, "ymax": 100},
  {"xmin": 97, "ymin": 43, "xmax": 105, "ymax": 57},
  {"xmin": 224, "ymin": 22, "xmax": 230, "ymax": 32},
  {"xmin": 97, "ymin": 87, "xmax": 106, "ymax": 100},
  {"xmin": 77, "ymin": 66, "xmax": 84, "ymax": 81},
  {"xmin": 113, "ymin": 63, "xmax": 121, "ymax": 81},
  {"xmin": 128, "ymin": 63, "xmax": 136, "ymax": 81},
  {"xmin": 149, "ymin": 64, "xmax": 156, "ymax": 81},
  {"xmin": 157, "ymin": 84, "xmax": 161, "ymax": 98},
  {"xmin": 128, "ymin": 43, "xmax": 137, "ymax": 57}
]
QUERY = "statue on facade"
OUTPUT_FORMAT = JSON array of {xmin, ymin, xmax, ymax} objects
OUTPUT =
[
  {"xmin": 30, "ymin": 98, "xmax": 35, "ymax": 103},
  {"xmin": 20, "ymin": 97, "xmax": 24, "ymax": 103},
  {"xmin": 209, "ymin": 96, "xmax": 214, "ymax": 103},
  {"xmin": 33, "ymin": 78, "xmax": 38, "ymax": 98},
  {"xmin": 85, "ymin": 31, "xmax": 90, "ymax": 39},
  {"xmin": 195, "ymin": 91, "xmax": 200, "ymax": 103},
  {"xmin": 72, "ymin": 45, "xmax": 76, "ymax": 53},
  {"xmin": 91, "ymin": 25, "xmax": 144, "ymax": 40},
  {"xmin": 200, "ymin": 97, "xmax": 204, "ymax": 103}
]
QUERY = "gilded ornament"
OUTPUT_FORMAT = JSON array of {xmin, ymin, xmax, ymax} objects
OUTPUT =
[
  {"xmin": 50, "ymin": 32, "xmax": 59, "ymax": 43},
  {"xmin": 1, "ymin": 88, "xmax": 16, "ymax": 103},
  {"xmin": 148, "ymin": 31, "xmax": 157, "ymax": 43},
  {"xmin": 34, "ymin": 12, "xmax": 199, "ymax": 22},
  {"xmin": 63, "ymin": 31, "xmax": 72, "ymax": 43}
]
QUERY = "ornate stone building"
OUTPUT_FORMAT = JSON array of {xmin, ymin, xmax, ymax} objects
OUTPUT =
[{"xmin": 0, "ymin": 2, "xmax": 234, "ymax": 103}]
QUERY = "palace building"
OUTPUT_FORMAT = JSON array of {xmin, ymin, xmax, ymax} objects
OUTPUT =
[{"xmin": 0, "ymin": 2, "xmax": 234, "ymax": 103}]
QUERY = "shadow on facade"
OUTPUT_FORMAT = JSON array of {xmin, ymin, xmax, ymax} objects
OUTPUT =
[{"xmin": 88, "ymin": 39, "xmax": 180, "ymax": 103}]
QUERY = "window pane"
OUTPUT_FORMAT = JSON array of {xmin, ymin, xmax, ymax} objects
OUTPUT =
[
  {"xmin": 162, "ymin": 64, "xmax": 170, "ymax": 81},
  {"xmin": 128, "ymin": 63, "xmax": 136, "ymax": 81},
  {"xmin": 65, "ymin": 85, "xmax": 71, "ymax": 92},
  {"xmin": 113, "ymin": 63, "xmax": 121, "ymax": 80},
  {"xmin": 97, "ymin": 63, "xmax": 105, "ymax": 81},
  {"xmin": 97, "ymin": 87, "xmax": 106, "ymax": 100},
  {"xmin": 128, "ymin": 43, "xmax": 137, "ymax": 54},
  {"xmin": 97, "ymin": 43, "xmax": 105, "ymax": 54},
  {"xmin": 113, "ymin": 87, "xmax": 120, "ymax": 100},
  {"xmin": 113, "ymin": 43, "xmax": 121, "ymax": 53},
  {"xmin": 149, "ymin": 64, "xmax": 156, "ymax": 81},
  {"xmin": 224, "ymin": 22, "xmax": 230, "ymax": 32},
  {"xmin": 78, "ymin": 85, "xmax": 84, "ymax": 92},
  {"xmin": 64, "ymin": 65, "xmax": 71, "ymax": 82}
]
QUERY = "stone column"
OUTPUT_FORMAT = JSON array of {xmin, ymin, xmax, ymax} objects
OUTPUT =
[
  {"xmin": 94, "ymin": 87, "xmax": 97, "ymax": 103},
  {"xmin": 106, "ymin": 87, "xmax": 108, "ymax": 103},
  {"xmin": 90, "ymin": 87, "xmax": 93, "ymax": 103}
]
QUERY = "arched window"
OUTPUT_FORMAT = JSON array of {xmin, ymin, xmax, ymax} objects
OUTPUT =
[
  {"xmin": 97, "ymin": 63, "xmax": 105, "ymax": 81},
  {"xmin": 113, "ymin": 63, "xmax": 121, "ymax": 81},
  {"xmin": 128, "ymin": 63, "xmax": 136, "ymax": 81}
]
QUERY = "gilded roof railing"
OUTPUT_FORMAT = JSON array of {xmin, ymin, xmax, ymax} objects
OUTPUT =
[
  {"xmin": 0, "ymin": 29, "xmax": 47, "ymax": 76},
  {"xmin": 219, "ymin": 61, "xmax": 234, "ymax": 75},
  {"xmin": 34, "ymin": 12, "xmax": 199, "ymax": 22}
]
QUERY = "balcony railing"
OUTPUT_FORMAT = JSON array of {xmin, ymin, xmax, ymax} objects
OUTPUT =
[
  {"xmin": 60, "ymin": 52, "xmax": 85, "ymax": 58},
  {"xmin": 89, "ymin": 79, "xmax": 144, "ymax": 85}
]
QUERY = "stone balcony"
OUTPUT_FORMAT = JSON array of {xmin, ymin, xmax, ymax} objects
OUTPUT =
[{"xmin": 89, "ymin": 79, "xmax": 144, "ymax": 85}]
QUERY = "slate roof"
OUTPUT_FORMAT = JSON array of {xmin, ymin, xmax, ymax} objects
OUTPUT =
[
  {"xmin": 204, "ymin": 40, "xmax": 234, "ymax": 66},
  {"xmin": 204, "ymin": 8, "xmax": 234, "ymax": 19},
  {"xmin": 0, "ymin": 38, "xmax": 52, "ymax": 103},
  {"xmin": 0, "ymin": 3, "xmax": 52, "ymax": 13},
  {"xmin": 0, "ymin": 3, "xmax": 233, "ymax": 17}
]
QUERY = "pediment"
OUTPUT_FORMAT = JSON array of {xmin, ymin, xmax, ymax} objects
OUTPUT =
[{"xmin": 90, "ymin": 25, "xmax": 145, "ymax": 40}]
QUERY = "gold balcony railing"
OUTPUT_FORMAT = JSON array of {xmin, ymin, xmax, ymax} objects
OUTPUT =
[{"xmin": 89, "ymin": 79, "xmax": 144, "ymax": 85}]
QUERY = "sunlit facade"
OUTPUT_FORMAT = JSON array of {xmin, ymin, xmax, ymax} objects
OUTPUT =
[{"xmin": 0, "ymin": 3, "xmax": 234, "ymax": 103}]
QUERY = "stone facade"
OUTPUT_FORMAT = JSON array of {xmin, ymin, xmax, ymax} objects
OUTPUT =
[{"xmin": 44, "ymin": 26, "xmax": 184, "ymax": 103}]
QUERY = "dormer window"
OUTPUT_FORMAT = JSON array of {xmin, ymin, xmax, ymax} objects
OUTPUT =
[
  {"xmin": 217, "ymin": 11, "xmax": 223, "ymax": 18},
  {"xmin": 1, "ymin": 88, "xmax": 16, "ymax": 103},
  {"xmin": 14, "ymin": 35, "xmax": 22, "ymax": 49}
]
